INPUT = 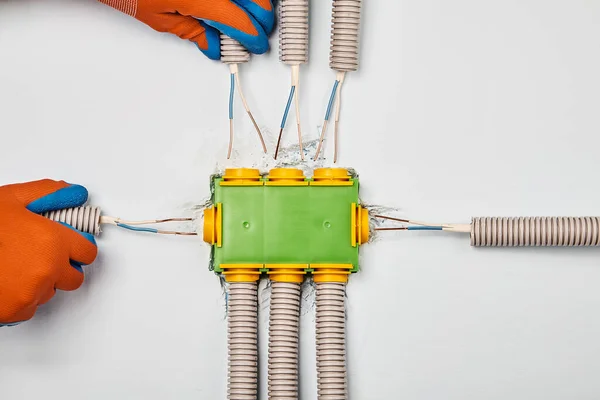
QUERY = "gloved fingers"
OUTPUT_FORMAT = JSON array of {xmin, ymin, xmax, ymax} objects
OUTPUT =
[
  {"xmin": 38, "ymin": 286, "xmax": 57, "ymax": 305},
  {"xmin": 54, "ymin": 222, "xmax": 98, "ymax": 291},
  {"xmin": 0, "ymin": 304, "xmax": 37, "ymax": 326},
  {"xmin": 0, "ymin": 281, "xmax": 38, "ymax": 324},
  {"xmin": 59, "ymin": 222, "xmax": 98, "ymax": 266},
  {"xmin": 196, "ymin": 21, "xmax": 221, "ymax": 60},
  {"xmin": 155, "ymin": 15, "xmax": 220, "ymax": 60},
  {"xmin": 55, "ymin": 260, "xmax": 85, "ymax": 291},
  {"xmin": 185, "ymin": 0, "xmax": 269, "ymax": 54},
  {"xmin": 151, "ymin": 13, "xmax": 212, "ymax": 50},
  {"xmin": 231, "ymin": 0, "xmax": 274, "ymax": 35},
  {"xmin": 2, "ymin": 179, "xmax": 89, "ymax": 214}
]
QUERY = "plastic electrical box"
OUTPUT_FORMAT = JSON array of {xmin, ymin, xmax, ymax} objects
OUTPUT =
[{"xmin": 203, "ymin": 168, "xmax": 369, "ymax": 278}]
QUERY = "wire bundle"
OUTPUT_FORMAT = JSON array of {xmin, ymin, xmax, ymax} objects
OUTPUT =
[
  {"xmin": 314, "ymin": 0, "xmax": 363, "ymax": 162},
  {"xmin": 221, "ymin": 34, "xmax": 266, "ymax": 159},
  {"xmin": 274, "ymin": 0, "xmax": 309, "ymax": 160},
  {"xmin": 44, "ymin": 206, "xmax": 196, "ymax": 236}
]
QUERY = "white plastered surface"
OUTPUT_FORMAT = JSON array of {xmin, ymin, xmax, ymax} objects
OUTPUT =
[{"xmin": 2, "ymin": 1, "xmax": 600, "ymax": 399}]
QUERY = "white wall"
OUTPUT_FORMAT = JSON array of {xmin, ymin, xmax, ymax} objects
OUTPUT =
[{"xmin": 2, "ymin": 0, "xmax": 600, "ymax": 398}]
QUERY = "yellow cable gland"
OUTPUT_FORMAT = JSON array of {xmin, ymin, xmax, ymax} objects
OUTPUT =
[
  {"xmin": 203, "ymin": 203, "xmax": 222, "ymax": 247},
  {"xmin": 221, "ymin": 168, "xmax": 263, "ymax": 186},
  {"xmin": 267, "ymin": 264, "xmax": 307, "ymax": 283},
  {"xmin": 351, "ymin": 203, "xmax": 370, "ymax": 246},
  {"xmin": 221, "ymin": 264, "xmax": 262, "ymax": 282},
  {"xmin": 312, "ymin": 264, "xmax": 353, "ymax": 283},
  {"xmin": 311, "ymin": 168, "xmax": 353, "ymax": 186},
  {"xmin": 266, "ymin": 168, "xmax": 308, "ymax": 186}
]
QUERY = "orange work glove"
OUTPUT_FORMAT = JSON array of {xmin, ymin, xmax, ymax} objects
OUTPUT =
[
  {"xmin": 98, "ymin": 0, "xmax": 274, "ymax": 59},
  {"xmin": 0, "ymin": 180, "xmax": 98, "ymax": 326}
]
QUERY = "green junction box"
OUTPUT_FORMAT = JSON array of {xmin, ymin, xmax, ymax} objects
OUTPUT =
[{"xmin": 203, "ymin": 168, "xmax": 370, "ymax": 279}]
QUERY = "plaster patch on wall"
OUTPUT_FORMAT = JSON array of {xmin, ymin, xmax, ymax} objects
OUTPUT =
[{"xmin": 363, "ymin": 204, "xmax": 403, "ymax": 243}]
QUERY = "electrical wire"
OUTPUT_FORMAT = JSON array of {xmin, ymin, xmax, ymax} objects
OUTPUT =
[
  {"xmin": 332, "ymin": 73, "xmax": 345, "ymax": 163},
  {"xmin": 275, "ymin": 65, "xmax": 304, "ymax": 160},
  {"xmin": 375, "ymin": 214, "xmax": 600, "ymax": 247},
  {"xmin": 277, "ymin": 0, "xmax": 308, "ymax": 160},
  {"xmin": 314, "ymin": 73, "xmax": 344, "ymax": 161},
  {"xmin": 376, "ymin": 226, "xmax": 443, "ymax": 231},
  {"xmin": 275, "ymin": 85, "xmax": 295, "ymax": 160},
  {"xmin": 101, "ymin": 217, "xmax": 192, "ymax": 226},
  {"xmin": 114, "ymin": 222, "xmax": 197, "ymax": 236},
  {"xmin": 314, "ymin": 0, "xmax": 363, "ymax": 163},
  {"xmin": 293, "ymin": 67, "xmax": 303, "ymax": 159},
  {"xmin": 106, "ymin": 216, "xmax": 197, "ymax": 236},
  {"xmin": 44, "ymin": 206, "xmax": 197, "ymax": 236},
  {"xmin": 232, "ymin": 64, "xmax": 267, "ymax": 154},
  {"xmin": 373, "ymin": 214, "xmax": 470, "ymax": 233},
  {"xmin": 228, "ymin": 72, "xmax": 235, "ymax": 159},
  {"xmin": 220, "ymin": 34, "xmax": 267, "ymax": 159}
]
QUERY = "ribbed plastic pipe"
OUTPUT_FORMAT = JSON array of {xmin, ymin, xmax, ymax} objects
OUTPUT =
[
  {"xmin": 228, "ymin": 281, "xmax": 259, "ymax": 400},
  {"xmin": 329, "ymin": 0, "xmax": 362, "ymax": 72},
  {"xmin": 471, "ymin": 216, "xmax": 600, "ymax": 247},
  {"xmin": 43, "ymin": 206, "xmax": 102, "ymax": 236},
  {"xmin": 279, "ymin": 0, "xmax": 309, "ymax": 65},
  {"xmin": 315, "ymin": 282, "xmax": 347, "ymax": 400},
  {"xmin": 268, "ymin": 281, "xmax": 301, "ymax": 400},
  {"xmin": 221, "ymin": 35, "xmax": 251, "ymax": 64}
]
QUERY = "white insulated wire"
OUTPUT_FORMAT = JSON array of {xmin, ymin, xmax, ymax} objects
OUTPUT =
[
  {"xmin": 44, "ymin": 207, "xmax": 196, "ymax": 236},
  {"xmin": 332, "ymin": 72, "xmax": 345, "ymax": 163},
  {"xmin": 276, "ymin": 0, "xmax": 308, "ymax": 159},
  {"xmin": 231, "ymin": 64, "xmax": 251, "ymax": 113},
  {"xmin": 329, "ymin": 0, "xmax": 362, "ymax": 72},
  {"xmin": 279, "ymin": 0, "xmax": 309, "ymax": 65},
  {"xmin": 268, "ymin": 281, "xmax": 301, "ymax": 400},
  {"xmin": 378, "ymin": 214, "xmax": 600, "ymax": 247},
  {"xmin": 314, "ymin": 0, "xmax": 361, "ymax": 162},
  {"xmin": 315, "ymin": 282, "xmax": 348, "ymax": 400},
  {"xmin": 221, "ymin": 36, "xmax": 267, "ymax": 155},
  {"xmin": 228, "ymin": 281, "xmax": 259, "ymax": 400},
  {"xmin": 229, "ymin": 63, "xmax": 268, "ymax": 154},
  {"xmin": 292, "ymin": 65, "xmax": 304, "ymax": 159}
]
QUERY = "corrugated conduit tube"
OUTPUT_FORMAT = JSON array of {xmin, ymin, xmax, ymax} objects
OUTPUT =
[
  {"xmin": 268, "ymin": 267, "xmax": 305, "ymax": 400},
  {"xmin": 314, "ymin": 0, "xmax": 363, "ymax": 162},
  {"xmin": 43, "ymin": 206, "xmax": 102, "ymax": 236},
  {"xmin": 221, "ymin": 35, "xmax": 251, "ymax": 65},
  {"xmin": 312, "ymin": 264, "xmax": 351, "ymax": 400},
  {"xmin": 227, "ymin": 280, "xmax": 259, "ymax": 400},
  {"xmin": 315, "ymin": 281, "xmax": 347, "ymax": 400},
  {"xmin": 279, "ymin": 0, "xmax": 309, "ymax": 65},
  {"xmin": 471, "ymin": 217, "xmax": 600, "ymax": 247},
  {"xmin": 329, "ymin": 0, "xmax": 362, "ymax": 73}
]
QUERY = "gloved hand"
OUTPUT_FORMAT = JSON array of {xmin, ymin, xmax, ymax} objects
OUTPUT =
[
  {"xmin": 98, "ymin": 0, "xmax": 274, "ymax": 59},
  {"xmin": 0, "ymin": 180, "xmax": 98, "ymax": 326}
]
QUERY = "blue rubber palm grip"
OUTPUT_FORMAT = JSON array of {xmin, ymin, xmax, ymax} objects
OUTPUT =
[{"xmin": 27, "ymin": 184, "xmax": 88, "ymax": 214}]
